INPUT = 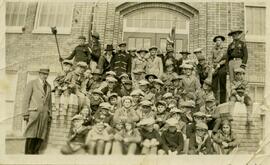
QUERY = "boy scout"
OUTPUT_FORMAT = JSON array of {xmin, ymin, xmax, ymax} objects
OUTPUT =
[
  {"xmin": 63, "ymin": 36, "xmax": 91, "ymax": 65},
  {"xmin": 227, "ymin": 30, "xmax": 248, "ymax": 82}
]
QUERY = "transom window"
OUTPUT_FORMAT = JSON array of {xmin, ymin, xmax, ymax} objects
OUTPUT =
[
  {"xmin": 128, "ymin": 38, "xmax": 151, "ymax": 50},
  {"xmin": 33, "ymin": 2, "xmax": 74, "ymax": 34},
  {"xmin": 6, "ymin": 1, "xmax": 28, "ymax": 33},
  {"xmin": 123, "ymin": 8, "xmax": 189, "ymax": 34}
]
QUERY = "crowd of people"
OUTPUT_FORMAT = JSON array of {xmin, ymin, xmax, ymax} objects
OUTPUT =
[{"xmin": 48, "ymin": 29, "xmax": 250, "ymax": 155}]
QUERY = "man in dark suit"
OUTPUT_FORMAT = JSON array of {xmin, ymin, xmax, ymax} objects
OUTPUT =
[{"xmin": 22, "ymin": 67, "xmax": 52, "ymax": 154}]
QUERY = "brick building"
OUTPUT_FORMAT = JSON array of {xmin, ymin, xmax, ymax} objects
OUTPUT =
[{"xmin": 4, "ymin": 1, "xmax": 267, "ymax": 154}]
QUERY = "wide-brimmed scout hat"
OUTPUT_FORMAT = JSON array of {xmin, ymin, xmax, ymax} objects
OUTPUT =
[
  {"xmin": 130, "ymin": 89, "xmax": 145, "ymax": 96},
  {"xmin": 196, "ymin": 122, "xmax": 208, "ymax": 130},
  {"xmin": 145, "ymin": 73, "xmax": 158, "ymax": 80},
  {"xmin": 228, "ymin": 30, "xmax": 243, "ymax": 36},
  {"xmin": 149, "ymin": 46, "xmax": 158, "ymax": 51},
  {"xmin": 39, "ymin": 66, "xmax": 50, "ymax": 74},
  {"xmin": 137, "ymin": 48, "xmax": 148, "ymax": 53},
  {"xmin": 137, "ymin": 117, "xmax": 155, "ymax": 126},
  {"xmin": 118, "ymin": 42, "xmax": 127, "ymax": 47},
  {"xmin": 139, "ymin": 79, "xmax": 150, "ymax": 86},
  {"xmin": 104, "ymin": 44, "xmax": 114, "ymax": 51},
  {"xmin": 62, "ymin": 60, "xmax": 73, "ymax": 66},
  {"xmin": 166, "ymin": 118, "xmax": 178, "ymax": 127},
  {"xmin": 193, "ymin": 48, "xmax": 203, "ymax": 54},
  {"xmin": 213, "ymin": 35, "xmax": 225, "ymax": 42},
  {"xmin": 140, "ymin": 100, "xmax": 153, "ymax": 107}
]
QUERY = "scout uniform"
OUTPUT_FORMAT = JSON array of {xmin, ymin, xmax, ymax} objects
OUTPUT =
[
  {"xmin": 227, "ymin": 30, "xmax": 248, "ymax": 82},
  {"xmin": 230, "ymin": 68, "xmax": 251, "ymax": 106},
  {"xmin": 210, "ymin": 35, "xmax": 227, "ymax": 104},
  {"xmin": 92, "ymin": 102, "xmax": 113, "ymax": 125},
  {"xmin": 200, "ymin": 94, "xmax": 221, "ymax": 133},
  {"xmin": 137, "ymin": 100, "xmax": 156, "ymax": 120},
  {"xmin": 89, "ymin": 89, "xmax": 104, "ymax": 116},
  {"xmin": 139, "ymin": 80, "xmax": 155, "ymax": 102},
  {"xmin": 196, "ymin": 54, "xmax": 211, "ymax": 86},
  {"xmin": 65, "ymin": 36, "xmax": 91, "ymax": 65},
  {"xmin": 132, "ymin": 48, "xmax": 148, "ymax": 82},
  {"xmin": 113, "ymin": 96, "xmax": 140, "ymax": 123},
  {"xmin": 178, "ymin": 100, "xmax": 196, "ymax": 124},
  {"xmin": 167, "ymin": 108, "xmax": 186, "ymax": 133},
  {"xmin": 188, "ymin": 122, "xmax": 213, "ymax": 155},
  {"xmin": 107, "ymin": 93, "xmax": 120, "ymax": 115},
  {"xmin": 180, "ymin": 64, "xmax": 201, "ymax": 93},
  {"xmin": 161, "ymin": 118, "xmax": 185, "ymax": 154},
  {"xmin": 138, "ymin": 118, "xmax": 163, "ymax": 155},
  {"xmin": 186, "ymin": 111, "xmax": 207, "ymax": 138},
  {"xmin": 101, "ymin": 76, "xmax": 119, "ymax": 98},
  {"xmin": 119, "ymin": 79, "xmax": 133, "ymax": 97},
  {"xmin": 145, "ymin": 46, "xmax": 163, "ymax": 78},
  {"xmin": 61, "ymin": 114, "xmax": 90, "ymax": 154},
  {"xmin": 81, "ymin": 69, "xmax": 103, "ymax": 93},
  {"xmin": 152, "ymin": 78, "xmax": 165, "ymax": 101},
  {"xmin": 130, "ymin": 89, "xmax": 145, "ymax": 110},
  {"xmin": 161, "ymin": 59, "xmax": 177, "ymax": 92},
  {"xmin": 110, "ymin": 42, "xmax": 132, "ymax": 77},
  {"xmin": 155, "ymin": 101, "xmax": 169, "ymax": 130},
  {"xmin": 212, "ymin": 120, "xmax": 239, "ymax": 154},
  {"xmin": 85, "ymin": 122, "xmax": 111, "ymax": 155}
]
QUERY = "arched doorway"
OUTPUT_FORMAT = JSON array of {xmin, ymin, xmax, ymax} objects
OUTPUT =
[{"xmin": 122, "ymin": 8, "xmax": 189, "ymax": 52}]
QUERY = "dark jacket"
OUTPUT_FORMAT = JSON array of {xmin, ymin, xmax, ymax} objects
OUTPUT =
[
  {"xmin": 66, "ymin": 44, "xmax": 91, "ymax": 64},
  {"xmin": 110, "ymin": 50, "xmax": 131, "ymax": 77},
  {"xmin": 98, "ymin": 52, "xmax": 116, "ymax": 74},
  {"xmin": 227, "ymin": 39, "xmax": 248, "ymax": 64},
  {"xmin": 161, "ymin": 130, "xmax": 184, "ymax": 154},
  {"xmin": 188, "ymin": 134, "xmax": 213, "ymax": 155}
]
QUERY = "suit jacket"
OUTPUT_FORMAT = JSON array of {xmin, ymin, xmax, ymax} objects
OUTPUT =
[{"xmin": 22, "ymin": 79, "xmax": 52, "ymax": 140}]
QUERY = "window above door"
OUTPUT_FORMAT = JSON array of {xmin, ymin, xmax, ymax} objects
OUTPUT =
[{"xmin": 123, "ymin": 8, "xmax": 189, "ymax": 34}]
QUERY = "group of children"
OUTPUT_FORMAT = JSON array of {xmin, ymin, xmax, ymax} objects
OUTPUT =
[{"xmin": 53, "ymin": 45, "xmax": 249, "ymax": 155}]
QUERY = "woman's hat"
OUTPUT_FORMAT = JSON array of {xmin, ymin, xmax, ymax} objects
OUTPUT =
[{"xmin": 104, "ymin": 44, "xmax": 114, "ymax": 51}]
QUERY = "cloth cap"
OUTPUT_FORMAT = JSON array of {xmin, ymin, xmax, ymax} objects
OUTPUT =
[
  {"xmin": 91, "ymin": 32, "xmax": 100, "ymax": 39},
  {"xmin": 180, "ymin": 63, "xmax": 193, "ymax": 69},
  {"xmin": 130, "ymin": 89, "xmax": 145, "ymax": 96},
  {"xmin": 193, "ymin": 111, "xmax": 206, "ymax": 117},
  {"xmin": 106, "ymin": 71, "xmax": 117, "ymax": 77},
  {"xmin": 92, "ymin": 89, "xmax": 103, "ymax": 95},
  {"xmin": 205, "ymin": 95, "xmax": 216, "ymax": 103},
  {"xmin": 193, "ymin": 48, "xmax": 203, "ymax": 53},
  {"xmin": 166, "ymin": 118, "xmax": 179, "ymax": 127},
  {"xmin": 62, "ymin": 60, "xmax": 73, "ymax": 66},
  {"xmin": 106, "ymin": 76, "xmax": 118, "ymax": 82},
  {"xmin": 179, "ymin": 50, "xmax": 191, "ymax": 54},
  {"xmin": 234, "ymin": 68, "xmax": 245, "ymax": 73},
  {"xmin": 118, "ymin": 42, "xmax": 127, "ymax": 47},
  {"xmin": 124, "ymin": 79, "xmax": 132, "ymax": 85},
  {"xmin": 156, "ymin": 100, "xmax": 167, "ymax": 107},
  {"xmin": 163, "ymin": 93, "xmax": 173, "ymax": 99},
  {"xmin": 99, "ymin": 102, "xmax": 111, "ymax": 110},
  {"xmin": 78, "ymin": 36, "xmax": 86, "ymax": 40},
  {"xmin": 181, "ymin": 100, "xmax": 195, "ymax": 108},
  {"xmin": 72, "ymin": 114, "xmax": 83, "ymax": 121},
  {"xmin": 153, "ymin": 78, "xmax": 164, "ymax": 85},
  {"xmin": 165, "ymin": 59, "xmax": 174, "ymax": 66},
  {"xmin": 170, "ymin": 108, "xmax": 183, "ymax": 113},
  {"xmin": 108, "ymin": 93, "xmax": 118, "ymax": 99},
  {"xmin": 119, "ymin": 73, "xmax": 129, "ymax": 79},
  {"xmin": 137, "ymin": 118, "xmax": 155, "ymax": 126},
  {"xmin": 139, "ymin": 79, "xmax": 150, "ymax": 86},
  {"xmin": 197, "ymin": 55, "xmax": 206, "ymax": 61},
  {"xmin": 149, "ymin": 46, "xmax": 158, "ymax": 51},
  {"xmin": 140, "ymin": 100, "xmax": 153, "ymax": 107},
  {"xmin": 196, "ymin": 122, "xmax": 208, "ymax": 130},
  {"xmin": 77, "ymin": 62, "xmax": 88, "ymax": 68}
]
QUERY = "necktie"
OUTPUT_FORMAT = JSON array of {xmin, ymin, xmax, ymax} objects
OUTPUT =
[{"xmin": 43, "ymin": 82, "xmax": 47, "ymax": 93}]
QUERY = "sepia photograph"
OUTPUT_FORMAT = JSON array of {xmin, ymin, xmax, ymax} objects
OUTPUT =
[{"xmin": 0, "ymin": 0, "xmax": 270, "ymax": 164}]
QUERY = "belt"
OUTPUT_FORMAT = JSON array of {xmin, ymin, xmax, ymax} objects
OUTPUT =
[{"xmin": 231, "ymin": 58, "xmax": 242, "ymax": 61}]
